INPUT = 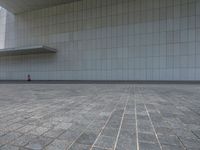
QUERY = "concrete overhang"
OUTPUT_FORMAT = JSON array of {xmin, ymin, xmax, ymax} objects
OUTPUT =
[
  {"xmin": 0, "ymin": 0, "xmax": 78, "ymax": 14},
  {"xmin": 0, "ymin": 45, "xmax": 57, "ymax": 56}
]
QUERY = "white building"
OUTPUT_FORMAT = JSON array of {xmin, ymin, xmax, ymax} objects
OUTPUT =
[{"xmin": 0, "ymin": 0, "xmax": 199, "ymax": 80}]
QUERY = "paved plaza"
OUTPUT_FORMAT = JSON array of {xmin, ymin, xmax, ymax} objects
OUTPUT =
[{"xmin": 0, "ymin": 83, "xmax": 200, "ymax": 150}]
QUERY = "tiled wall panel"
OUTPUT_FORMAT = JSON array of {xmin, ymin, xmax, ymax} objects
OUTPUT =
[{"xmin": 0, "ymin": 0, "xmax": 199, "ymax": 80}]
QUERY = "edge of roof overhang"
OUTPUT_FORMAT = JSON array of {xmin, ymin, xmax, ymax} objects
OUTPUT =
[{"xmin": 0, "ymin": 45, "xmax": 57, "ymax": 56}]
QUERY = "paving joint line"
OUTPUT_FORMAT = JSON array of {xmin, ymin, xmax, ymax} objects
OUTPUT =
[
  {"xmin": 134, "ymin": 85, "xmax": 140, "ymax": 150},
  {"xmin": 92, "ymin": 145, "xmax": 112, "ymax": 150},
  {"xmin": 113, "ymin": 85, "xmax": 130, "ymax": 150},
  {"xmin": 89, "ymin": 109, "xmax": 116, "ymax": 150},
  {"xmin": 191, "ymin": 130, "xmax": 200, "ymax": 139},
  {"xmin": 56, "ymin": 95, "xmax": 103, "ymax": 150},
  {"xmin": 181, "ymin": 96, "xmax": 200, "ymax": 116},
  {"xmin": 43, "ymin": 98, "xmax": 98, "ymax": 149},
  {"xmin": 90, "ymin": 86, "xmax": 129, "ymax": 150},
  {"xmin": 157, "ymin": 93, "xmax": 192, "ymax": 149},
  {"xmin": 144, "ymin": 104, "xmax": 163, "ymax": 150},
  {"xmin": 175, "ymin": 135, "xmax": 187, "ymax": 150},
  {"xmin": 65, "ymin": 118, "xmax": 97, "ymax": 150},
  {"xmin": 90, "ymin": 98, "xmax": 124, "ymax": 150},
  {"xmin": 141, "ymin": 87, "xmax": 162, "ymax": 150}
]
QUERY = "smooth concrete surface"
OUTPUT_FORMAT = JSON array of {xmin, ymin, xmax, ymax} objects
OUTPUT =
[
  {"xmin": 0, "ymin": 0, "xmax": 200, "ymax": 80},
  {"xmin": 0, "ymin": 84, "xmax": 200, "ymax": 150}
]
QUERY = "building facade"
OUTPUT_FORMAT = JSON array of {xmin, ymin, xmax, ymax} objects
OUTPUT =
[{"xmin": 0, "ymin": 0, "xmax": 200, "ymax": 80}]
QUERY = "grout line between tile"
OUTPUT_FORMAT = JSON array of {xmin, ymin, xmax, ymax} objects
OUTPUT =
[
  {"xmin": 89, "ymin": 108, "xmax": 116, "ymax": 150},
  {"xmin": 65, "ymin": 118, "xmax": 97, "ymax": 150},
  {"xmin": 90, "ymin": 85, "xmax": 130, "ymax": 150},
  {"xmin": 142, "ymin": 87, "xmax": 162, "ymax": 150},
  {"xmin": 113, "ymin": 86, "xmax": 130, "ymax": 150},
  {"xmin": 134, "ymin": 85, "xmax": 140, "ymax": 150}
]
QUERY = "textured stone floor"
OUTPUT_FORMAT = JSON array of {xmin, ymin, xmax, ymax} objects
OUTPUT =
[{"xmin": 0, "ymin": 84, "xmax": 200, "ymax": 150}]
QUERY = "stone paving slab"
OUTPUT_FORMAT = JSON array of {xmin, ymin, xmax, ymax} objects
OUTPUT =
[{"xmin": 0, "ymin": 84, "xmax": 200, "ymax": 150}]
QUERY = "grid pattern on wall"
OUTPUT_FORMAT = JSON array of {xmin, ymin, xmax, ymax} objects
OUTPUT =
[{"xmin": 0, "ymin": 0, "xmax": 200, "ymax": 80}]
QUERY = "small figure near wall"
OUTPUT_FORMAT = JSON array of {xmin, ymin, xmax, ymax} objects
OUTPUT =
[{"xmin": 27, "ymin": 74, "xmax": 31, "ymax": 82}]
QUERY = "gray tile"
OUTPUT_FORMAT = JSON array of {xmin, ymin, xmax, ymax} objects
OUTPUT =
[
  {"xmin": 118, "ymin": 130, "xmax": 136, "ymax": 144},
  {"xmin": 58, "ymin": 129, "xmax": 82, "ymax": 142},
  {"xmin": 68, "ymin": 143, "xmax": 91, "ymax": 150},
  {"xmin": 155, "ymin": 127, "xmax": 173, "ymax": 135},
  {"xmin": 17, "ymin": 125, "xmax": 36, "ymax": 134},
  {"xmin": 0, "ymin": 131, "xmax": 7, "ymax": 137},
  {"xmin": 101, "ymin": 127, "xmax": 118, "ymax": 137},
  {"xmin": 158, "ymin": 135, "xmax": 183, "ymax": 146},
  {"xmin": 192, "ymin": 130, "xmax": 200, "ymax": 139},
  {"xmin": 0, "ymin": 145, "xmax": 20, "ymax": 150},
  {"xmin": 5, "ymin": 123, "xmax": 24, "ymax": 132},
  {"xmin": 138, "ymin": 124, "xmax": 154, "ymax": 133},
  {"xmin": 162, "ymin": 144, "xmax": 185, "ymax": 150},
  {"xmin": 76, "ymin": 132, "xmax": 97, "ymax": 145},
  {"xmin": 179, "ymin": 138, "xmax": 200, "ymax": 149},
  {"xmin": 116, "ymin": 135, "xmax": 137, "ymax": 150},
  {"xmin": 0, "ymin": 84, "xmax": 200, "ymax": 150},
  {"xmin": 0, "ymin": 132, "xmax": 22, "ymax": 145},
  {"xmin": 29, "ymin": 127, "xmax": 49, "ymax": 136},
  {"xmin": 106, "ymin": 120, "xmax": 121, "ymax": 129},
  {"xmin": 45, "ymin": 139, "xmax": 71, "ymax": 150},
  {"xmin": 55, "ymin": 123, "xmax": 72, "ymax": 130},
  {"xmin": 94, "ymin": 135, "xmax": 115, "ymax": 149},
  {"xmin": 91, "ymin": 147, "xmax": 107, "ymax": 150},
  {"xmin": 43, "ymin": 129, "xmax": 65, "ymax": 138},
  {"xmin": 138, "ymin": 133, "xmax": 157, "ymax": 144},
  {"xmin": 139, "ymin": 142, "xmax": 160, "ymax": 150},
  {"xmin": 25, "ymin": 136, "xmax": 53, "ymax": 150},
  {"xmin": 11, "ymin": 134, "xmax": 37, "ymax": 147},
  {"xmin": 174, "ymin": 129, "xmax": 198, "ymax": 139},
  {"xmin": 137, "ymin": 114, "xmax": 149, "ymax": 121}
]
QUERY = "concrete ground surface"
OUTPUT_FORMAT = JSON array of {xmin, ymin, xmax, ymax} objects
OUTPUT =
[{"xmin": 0, "ymin": 84, "xmax": 200, "ymax": 150}]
